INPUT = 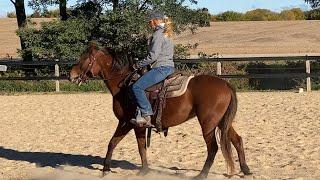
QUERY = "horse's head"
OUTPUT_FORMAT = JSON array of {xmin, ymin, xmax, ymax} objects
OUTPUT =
[{"xmin": 69, "ymin": 43, "xmax": 113, "ymax": 85}]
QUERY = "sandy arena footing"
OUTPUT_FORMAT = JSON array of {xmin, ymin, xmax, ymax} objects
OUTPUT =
[{"xmin": 0, "ymin": 92, "xmax": 319, "ymax": 179}]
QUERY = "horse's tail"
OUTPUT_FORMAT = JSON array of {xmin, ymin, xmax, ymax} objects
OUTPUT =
[{"xmin": 218, "ymin": 83, "xmax": 237, "ymax": 174}]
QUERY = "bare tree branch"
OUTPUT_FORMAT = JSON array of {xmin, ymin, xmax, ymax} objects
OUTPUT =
[
  {"xmin": 305, "ymin": 0, "xmax": 320, "ymax": 8},
  {"xmin": 10, "ymin": 0, "xmax": 16, "ymax": 5}
]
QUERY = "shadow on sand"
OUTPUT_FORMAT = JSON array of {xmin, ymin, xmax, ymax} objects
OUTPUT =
[
  {"xmin": 0, "ymin": 146, "xmax": 138, "ymax": 171},
  {"xmin": 0, "ymin": 146, "xmax": 245, "ymax": 178}
]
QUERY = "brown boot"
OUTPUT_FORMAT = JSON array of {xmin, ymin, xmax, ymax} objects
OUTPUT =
[
  {"xmin": 130, "ymin": 115, "xmax": 153, "ymax": 128},
  {"xmin": 143, "ymin": 116, "xmax": 153, "ymax": 128}
]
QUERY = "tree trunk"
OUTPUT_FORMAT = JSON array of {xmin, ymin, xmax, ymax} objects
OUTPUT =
[
  {"xmin": 13, "ymin": 0, "xmax": 32, "ymax": 62},
  {"xmin": 14, "ymin": 0, "xmax": 26, "ymax": 28},
  {"xmin": 113, "ymin": 0, "xmax": 119, "ymax": 11},
  {"xmin": 59, "ymin": 0, "xmax": 67, "ymax": 21}
]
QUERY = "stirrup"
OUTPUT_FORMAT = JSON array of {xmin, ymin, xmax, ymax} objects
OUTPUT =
[
  {"xmin": 130, "ymin": 109, "xmax": 154, "ymax": 128},
  {"xmin": 143, "ymin": 117, "xmax": 154, "ymax": 128},
  {"xmin": 130, "ymin": 116, "xmax": 154, "ymax": 128}
]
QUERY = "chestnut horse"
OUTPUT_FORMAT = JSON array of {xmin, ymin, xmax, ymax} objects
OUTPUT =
[{"xmin": 69, "ymin": 44, "xmax": 251, "ymax": 179}]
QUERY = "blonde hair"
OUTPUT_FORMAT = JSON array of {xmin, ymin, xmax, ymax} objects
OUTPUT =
[{"xmin": 163, "ymin": 17, "xmax": 173, "ymax": 38}]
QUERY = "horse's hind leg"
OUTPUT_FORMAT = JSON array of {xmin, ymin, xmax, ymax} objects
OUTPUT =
[
  {"xmin": 102, "ymin": 122, "xmax": 133, "ymax": 174},
  {"xmin": 195, "ymin": 116, "xmax": 219, "ymax": 179},
  {"xmin": 229, "ymin": 126, "xmax": 251, "ymax": 175}
]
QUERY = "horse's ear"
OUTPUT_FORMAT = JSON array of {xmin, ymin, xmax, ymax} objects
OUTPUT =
[{"xmin": 89, "ymin": 42, "xmax": 98, "ymax": 55}]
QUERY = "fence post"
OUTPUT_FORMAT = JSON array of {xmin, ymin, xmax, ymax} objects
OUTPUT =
[
  {"xmin": 55, "ymin": 59, "xmax": 60, "ymax": 92},
  {"xmin": 0, "ymin": 65, "xmax": 7, "ymax": 72},
  {"xmin": 306, "ymin": 60, "xmax": 311, "ymax": 92},
  {"xmin": 216, "ymin": 61, "xmax": 222, "ymax": 75}
]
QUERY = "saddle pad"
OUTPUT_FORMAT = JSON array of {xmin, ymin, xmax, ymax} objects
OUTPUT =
[{"xmin": 166, "ymin": 75, "xmax": 194, "ymax": 98}]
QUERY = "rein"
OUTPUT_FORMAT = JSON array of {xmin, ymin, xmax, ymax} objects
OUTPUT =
[{"xmin": 76, "ymin": 53, "xmax": 134, "ymax": 85}]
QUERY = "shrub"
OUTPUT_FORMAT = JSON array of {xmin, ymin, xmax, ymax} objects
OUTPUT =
[
  {"xmin": 0, "ymin": 81, "xmax": 54, "ymax": 92},
  {"xmin": 243, "ymin": 9, "xmax": 280, "ymax": 21},
  {"xmin": 27, "ymin": 9, "xmax": 61, "ymax": 18},
  {"xmin": 280, "ymin": 8, "xmax": 305, "ymax": 20},
  {"xmin": 42, "ymin": 9, "xmax": 60, "ymax": 18},
  {"xmin": 60, "ymin": 80, "xmax": 106, "ymax": 92},
  {"xmin": 174, "ymin": 43, "xmax": 199, "ymax": 59},
  {"xmin": 313, "ymin": 82, "xmax": 320, "ymax": 90},
  {"xmin": 211, "ymin": 15, "xmax": 217, "ymax": 22},
  {"xmin": 0, "ymin": 80, "xmax": 106, "ymax": 92},
  {"xmin": 243, "ymin": 61, "xmax": 315, "ymax": 90},
  {"xmin": 29, "ymin": 11, "xmax": 41, "ymax": 18},
  {"xmin": 229, "ymin": 79, "xmax": 250, "ymax": 91},
  {"xmin": 174, "ymin": 44, "xmax": 191, "ymax": 59},
  {"xmin": 305, "ymin": 9, "xmax": 320, "ymax": 20},
  {"xmin": 215, "ymin": 11, "xmax": 243, "ymax": 21},
  {"xmin": 212, "ymin": 8, "xmax": 306, "ymax": 22},
  {"xmin": 6, "ymin": 11, "xmax": 16, "ymax": 18},
  {"xmin": 290, "ymin": 8, "xmax": 305, "ymax": 20},
  {"xmin": 280, "ymin": 10, "xmax": 296, "ymax": 20}
]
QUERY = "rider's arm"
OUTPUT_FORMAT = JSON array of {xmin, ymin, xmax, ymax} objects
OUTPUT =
[{"xmin": 136, "ymin": 30, "xmax": 163, "ymax": 69}]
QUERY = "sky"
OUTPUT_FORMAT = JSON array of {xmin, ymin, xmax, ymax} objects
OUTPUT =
[{"xmin": 0, "ymin": 0, "xmax": 312, "ymax": 17}]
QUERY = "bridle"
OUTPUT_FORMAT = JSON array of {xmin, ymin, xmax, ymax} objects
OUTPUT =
[
  {"xmin": 76, "ymin": 54, "xmax": 96, "ymax": 85},
  {"xmin": 76, "ymin": 53, "xmax": 134, "ymax": 86}
]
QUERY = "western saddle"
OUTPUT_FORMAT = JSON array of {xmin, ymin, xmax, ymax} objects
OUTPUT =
[{"xmin": 126, "ymin": 68, "xmax": 194, "ymax": 133}]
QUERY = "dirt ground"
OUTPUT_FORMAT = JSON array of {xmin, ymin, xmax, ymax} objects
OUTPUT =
[
  {"xmin": 1, "ymin": 19, "xmax": 320, "ymax": 58},
  {"xmin": 173, "ymin": 20, "xmax": 320, "ymax": 55},
  {"xmin": 0, "ymin": 92, "xmax": 319, "ymax": 180},
  {"xmin": 0, "ymin": 18, "xmax": 52, "ymax": 59}
]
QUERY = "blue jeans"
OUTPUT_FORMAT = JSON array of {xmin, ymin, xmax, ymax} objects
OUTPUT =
[{"xmin": 132, "ymin": 66, "xmax": 175, "ymax": 117}]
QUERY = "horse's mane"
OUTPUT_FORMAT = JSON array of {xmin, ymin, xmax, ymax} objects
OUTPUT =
[
  {"xmin": 87, "ymin": 43, "xmax": 132, "ymax": 70},
  {"xmin": 102, "ymin": 47, "xmax": 132, "ymax": 70}
]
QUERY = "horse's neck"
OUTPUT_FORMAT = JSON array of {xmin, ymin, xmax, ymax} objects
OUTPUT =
[{"xmin": 102, "ymin": 66, "xmax": 131, "ymax": 96}]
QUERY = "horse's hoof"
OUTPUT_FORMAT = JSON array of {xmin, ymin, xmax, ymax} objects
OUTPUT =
[
  {"xmin": 102, "ymin": 171, "xmax": 109, "ymax": 177},
  {"xmin": 241, "ymin": 164, "xmax": 252, "ymax": 175},
  {"xmin": 193, "ymin": 173, "xmax": 207, "ymax": 180},
  {"xmin": 102, "ymin": 168, "xmax": 111, "ymax": 176},
  {"xmin": 137, "ymin": 167, "xmax": 150, "ymax": 176}
]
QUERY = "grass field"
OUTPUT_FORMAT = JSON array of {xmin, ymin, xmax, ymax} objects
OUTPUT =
[
  {"xmin": 0, "ymin": 18, "xmax": 53, "ymax": 58},
  {"xmin": 173, "ymin": 20, "xmax": 320, "ymax": 56},
  {"xmin": 1, "ymin": 18, "xmax": 320, "ymax": 58}
]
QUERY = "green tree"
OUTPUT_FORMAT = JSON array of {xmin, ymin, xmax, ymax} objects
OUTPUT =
[
  {"xmin": 305, "ymin": 0, "xmax": 320, "ymax": 8},
  {"xmin": 305, "ymin": 8, "xmax": 320, "ymax": 19},
  {"xmin": 215, "ymin": 11, "xmax": 243, "ymax": 21},
  {"xmin": 280, "ymin": 10, "xmax": 296, "ymax": 20},
  {"xmin": 196, "ymin": 8, "xmax": 211, "ymax": 27},
  {"xmin": 18, "ymin": 0, "xmax": 209, "ymax": 62},
  {"xmin": 244, "ymin": 9, "xmax": 280, "ymax": 21},
  {"xmin": 18, "ymin": 18, "xmax": 91, "ymax": 60},
  {"xmin": 290, "ymin": 8, "xmax": 305, "ymax": 20}
]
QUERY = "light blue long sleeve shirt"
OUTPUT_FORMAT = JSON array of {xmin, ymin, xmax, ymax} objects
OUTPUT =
[{"xmin": 136, "ymin": 26, "xmax": 174, "ymax": 68}]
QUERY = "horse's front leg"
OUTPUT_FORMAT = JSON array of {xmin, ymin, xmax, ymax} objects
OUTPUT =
[
  {"xmin": 103, "ymin": 121, "xmax": 133, "ymax": 174},
  {"xmin": 134, "ymin": 127, "xmax": 149, "ymax": 175}
]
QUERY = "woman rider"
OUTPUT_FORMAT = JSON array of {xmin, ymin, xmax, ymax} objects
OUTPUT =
[{"xmin": 130, "ymin": 12, "xmax": 175, "ymax": 127}]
